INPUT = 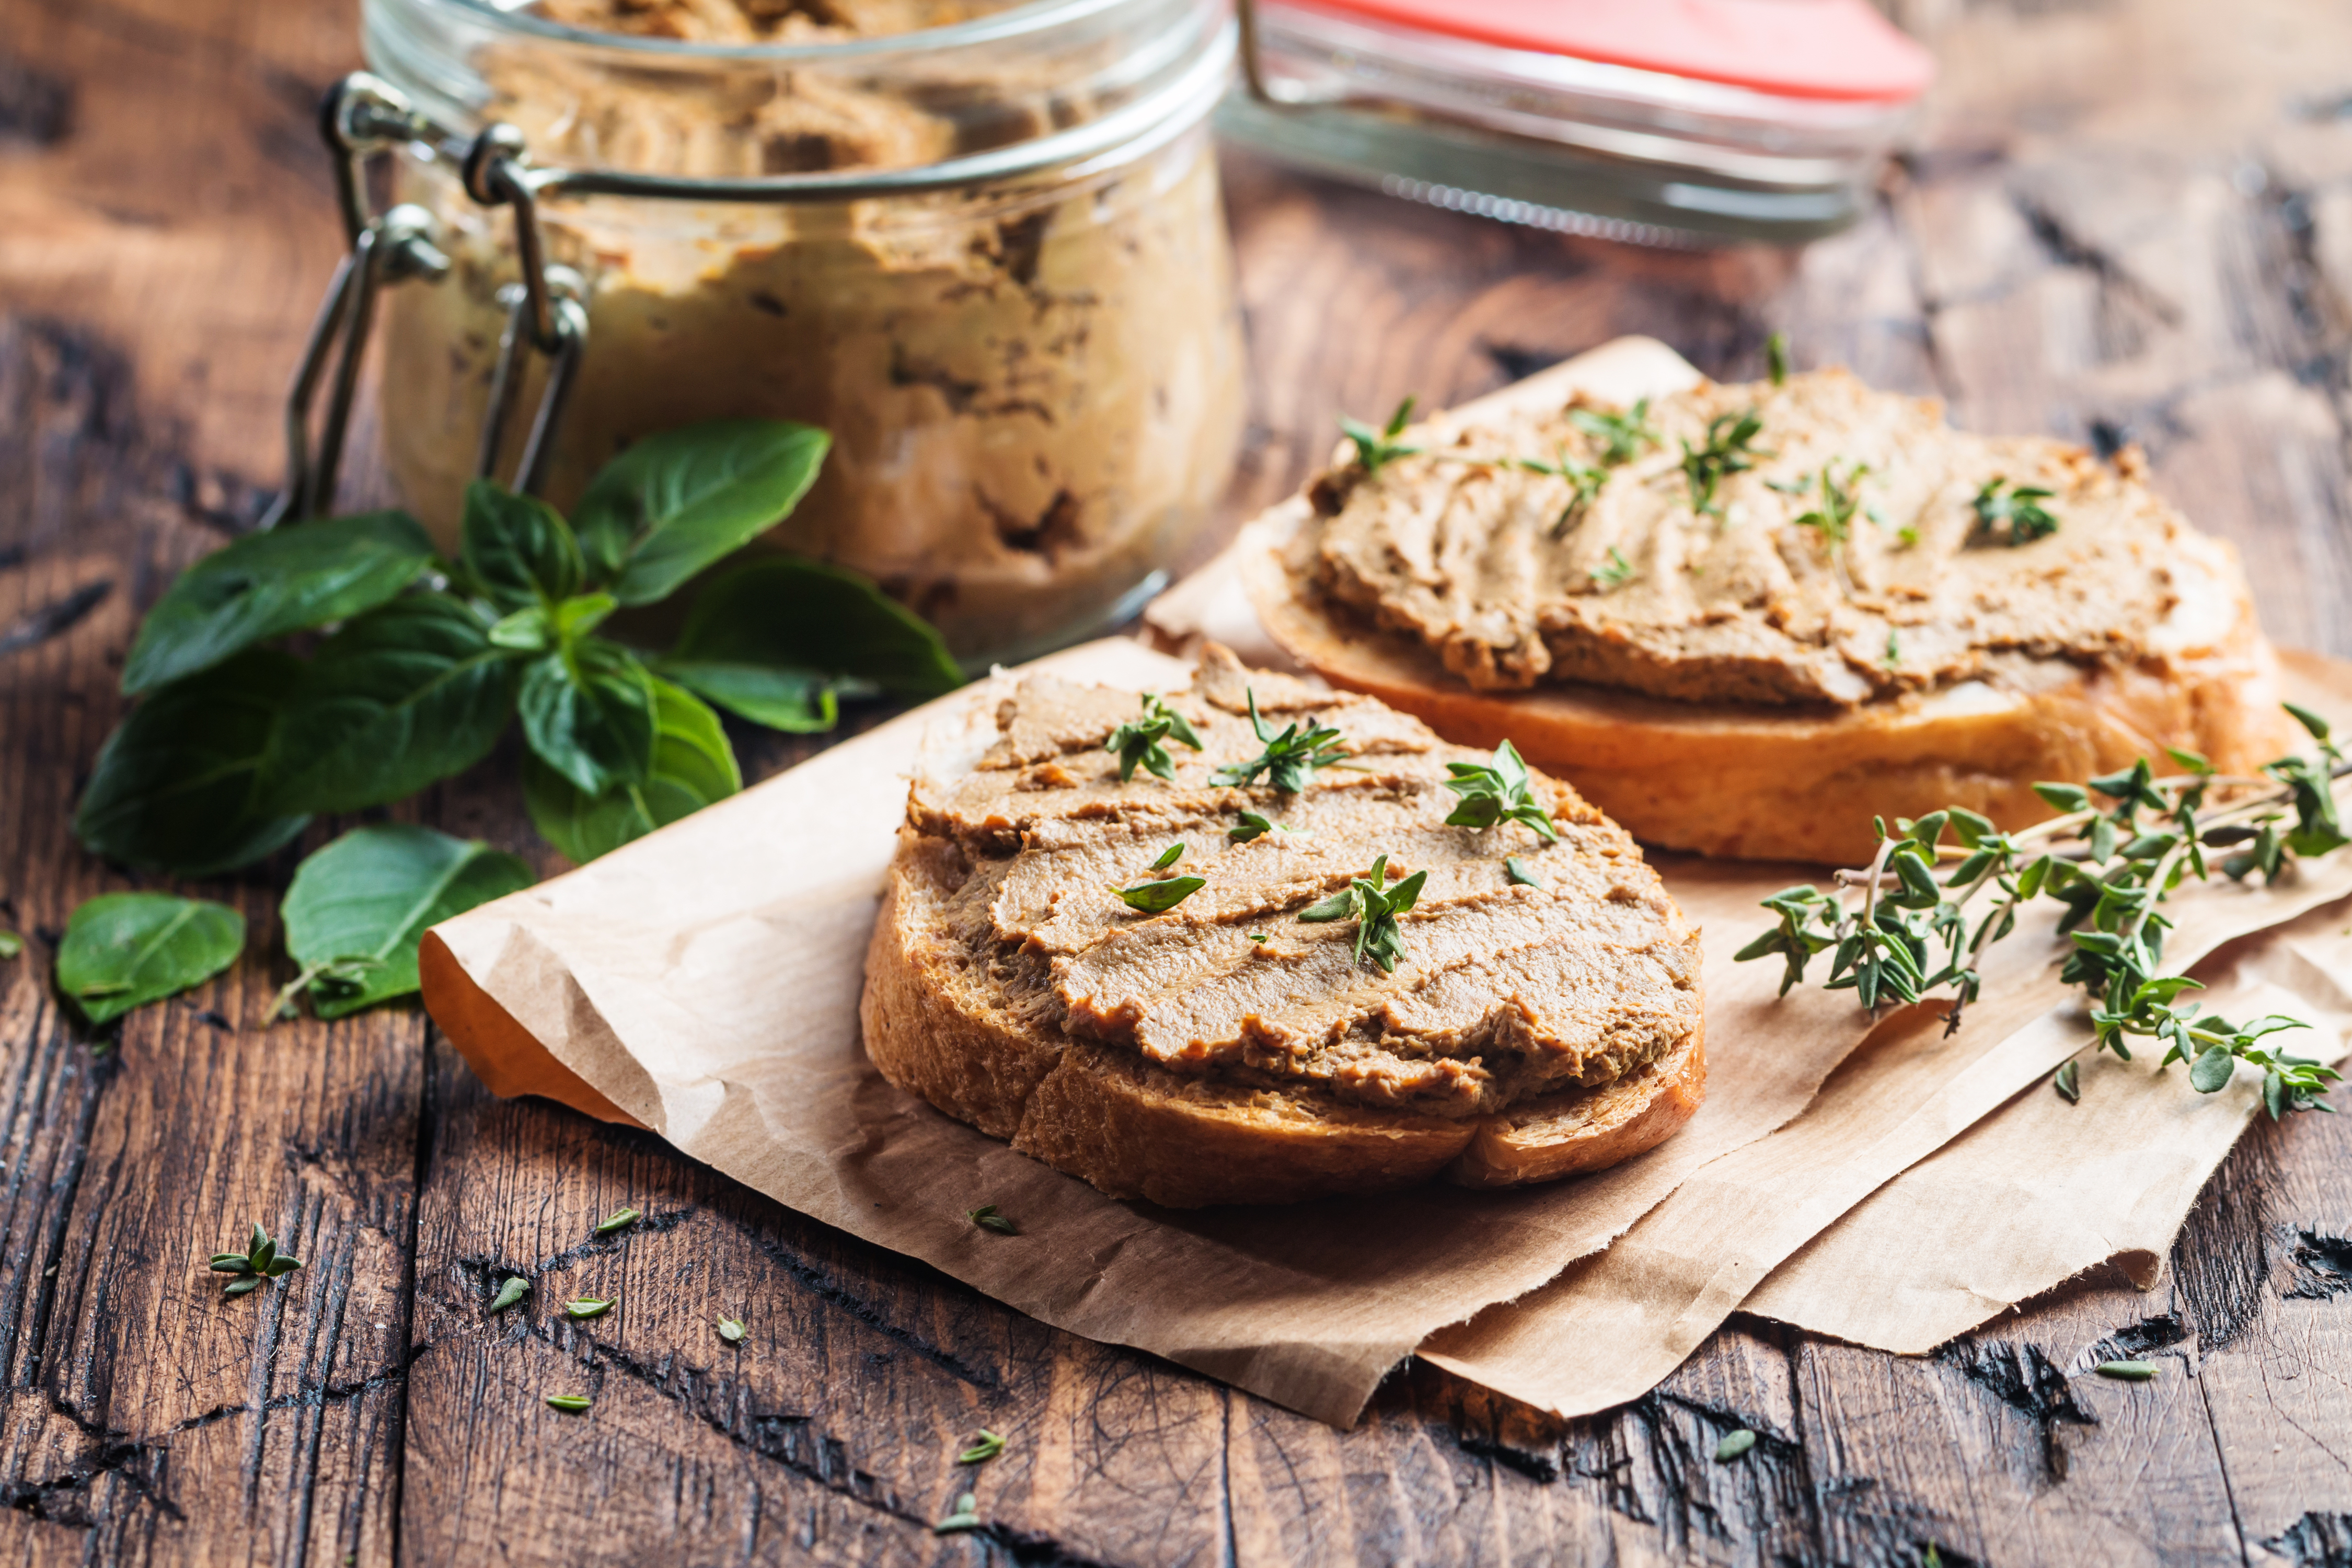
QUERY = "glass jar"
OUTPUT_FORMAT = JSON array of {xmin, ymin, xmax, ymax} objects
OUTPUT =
[{"xmin": 364, "ymin": 0, "xmax": 1245, "ymax": 664}]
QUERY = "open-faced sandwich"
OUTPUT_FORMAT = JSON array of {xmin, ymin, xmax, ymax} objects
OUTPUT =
[
  {"xmin": 860, "ymin": 645, "xmax": 1704, "ymax": 1206},
  {"xmin": 1241, "ymin": 359, "xmax": 2293, "ymax": 862}
]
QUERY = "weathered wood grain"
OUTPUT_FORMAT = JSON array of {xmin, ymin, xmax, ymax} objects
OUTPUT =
[{"xmin": 5, "ymin": 0, "xmax": 2352, "ymax": 1562}]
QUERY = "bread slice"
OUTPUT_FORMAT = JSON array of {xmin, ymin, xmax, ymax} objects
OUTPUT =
[
  {"xmin": 1233, "ymin": 361, "xmax": 2295, "ymax": 866},
  {"xmin": 859, "ymin": 647, "xmax": 1707, "ymax": 1207}
]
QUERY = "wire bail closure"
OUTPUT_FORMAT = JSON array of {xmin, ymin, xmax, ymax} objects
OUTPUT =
[{"xmin": 267, "ymin": 72, "xmax": 580, "ymax": 527}]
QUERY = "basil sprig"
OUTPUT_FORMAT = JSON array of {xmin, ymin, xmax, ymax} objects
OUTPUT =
[
  {"xmin": 64, "ymin": 418, "xmax": 963, "ymax": 1025},
  {"xmin": 1738, "ymin": 704, "xmax": 2348, "ymax": 1118}
]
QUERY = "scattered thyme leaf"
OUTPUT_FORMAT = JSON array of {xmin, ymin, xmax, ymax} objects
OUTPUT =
[
  {"xmin": 1884, "ymin": 630, "xmax": 1902, "ymax": 667},
  {"xmin": 935, "ymin": 1493, "xmax": 982, "ymax": 1534},
  {"xmin": 1504, "ymin": 856, "xmax": 1544, "ymax": 889},
  {"xmin": 718, "ymin": 1317, "xmax": 746, "ymax": 1343},
  {"xmin": 2054, "ymin": 1059, "xmax": 2080, "ymax": 1103},
  {"xmin": 958, "ymin": 1430, "xmax": 1007, "ymax": 1465},
  {"xmin": 1104, "ymin": 693, "xmax": 1204, "ymax": 783},
  {"xmin": 1589, "ymin": 546, "xmax": 1635, "ymax": 590},
  {"xmin": 1567, "ymin": 399, "xmax": 1659, "ymax": 467},
  {"xmin": 564, "ymin": 1297, "xmax": 615, "ymax": 1320},
  {"xmin": 1149, "ymin": 842, "xmax": 1185, "ymax": 871},
  {"xmin": 1715, "ymin": 1429, "xmax": 1758, "ymax": 1462},
  {"xmin": 594, "ymin": 1205, "xmax": 641, "ymax": 1236},
  {"xmin": 1970, "ymin": 477, "xmax": 2060, "ymax": 546},
  {"xmin": 2095, "ymin": 1360, "xmax": 2159, "ymax": 1381},
  {"xmin": 1211, "ymin": 690, "xmax": 1351, "ymax": 793},
  {"xmin": 969, "ymin": 1205, "xmax": 1017, "ymax": 1236},
  {"xmin": 1339, "ymin": 397, "xmax": 1421, "ymax": 477},
  {"xmin": 545, "ymin": 1394, "xmax": 592, "ymax": 1413},
  {"xmin": 1680, "ymin": 407, "xmax": 1770, "ymax": 517},
  {"xmin": 1442, "ymin": 741, "xmax": 1560, "ymax": 841},
  {"xmin": 1229, "ymin": 811, "xmax": 1300, "ymax": 844},
  {"xmin": 215, "ymin": 1223, "xmax": 303, "ymax": 1299},
  {"xmin": 0, "ymin": 931, "xmax": 20, "ymax": 960},
  {"xmin": 487, "ymin": 1276, "xmax": 530, "ymax": 1315},
  {"xmin": 1766, "ymin": 332, "xmax": 1790, "ymax": 386},
  {"xmin": 1248, "ymin": 931, "xmax": 1269, "ymax": 943}
]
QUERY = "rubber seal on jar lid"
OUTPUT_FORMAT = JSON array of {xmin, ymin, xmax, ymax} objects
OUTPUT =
[{"xmin": 1281, "ymin": 0, "xmax": 1935, "ymax": 104}]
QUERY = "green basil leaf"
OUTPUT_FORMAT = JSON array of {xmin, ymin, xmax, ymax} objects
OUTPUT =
[
  {"xmin": 664, "ymin": 556, "xmax": 960, "ymax": 704},
  {"xmin": 655, "ymin": 661, "xmax": 840, "ymax": 733},
  {"xmin": 518, "ymin": 640, "xmax": 657, "ymax": 797},
  {"xmin": 75, "ymin": 650, "xmax": 310, "ymax": 874},
  {"xmin": 56, "ymin": 892, "xmax": 244, "ymax": 1025},
  {"xmin": 258, "ymin": 596, "xmax": 522, "ymax": 814},
  {"xmin": 281, "ymin": 825, "xmax": 534, "ymax": 1019},
  {"xmin": 462, "ymin": 481, "xmax": 581, "ymax": 613},
  {"xmin": 121, "ymin": 511, "xmax": 437, "ymax": 694},
  {"xmin": 524, "ymin": 678, "xmax": 741, "ymax": 864},
  {"xmin": 571, "ymin": 421, "xmax": 830, "ymax": 605}
]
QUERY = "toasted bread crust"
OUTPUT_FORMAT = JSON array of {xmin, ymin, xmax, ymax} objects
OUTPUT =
[
  {"xmin": 1241, "ymin": 501, "xmax": 2295, "ymax": 866},
  {"xmin": 861, "ymin": 828, "xmax": 1707, "ymax": 1208}
]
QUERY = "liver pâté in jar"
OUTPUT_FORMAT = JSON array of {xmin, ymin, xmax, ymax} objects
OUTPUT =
[{"xmin": 366, "ymin": 0, "xmax": 1246, "ymax": 662}]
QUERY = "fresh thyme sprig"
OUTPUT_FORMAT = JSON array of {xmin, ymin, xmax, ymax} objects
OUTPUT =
[
  {"xmin": 1513, "ymin": 448, "xmax": 1608, "ymax": 537},
  {"xmin": 210, "ymin": 1224, "xmax": 304, "ymax": 1298},
  {"xmin": 1590, "ymin": 546, "xmax": 1636, "ymax": 590},
  {"xmin": 1970, "ymin": 477, "xmax": 2060, "ymax": 545},
  {"xmin": 1569, "ymin": 399, "xmax": 1660, "ymax": 467},
  {"xmin": 1298, "ymin": 854, "xmax": 1428, "ymax": 973},
  {"xmin": 1105, "ymin": 693, "xmax": 1203, "ymax": 782},
  {"xmin": 1681, "ymin": 408, "xmax": 1770, "ymax": 517},
  {"xmin": 1442, "ymin": 740, "xmax": 1560, "ymax": 841},
  {"xmin": 1340, "ymin": 397, "xmax": 1422, "ymax": 477},
  {"xmin": 1737, "ymin": 705, "xmax": 2349, "ymax": 1117},
  {"xmin": 1792, "ymin": 459, "xmax": 1870, "ymax": 581},
  {"xmin": 1212, "ymin": 691, "xmax": 1351, "ymax": 793}
]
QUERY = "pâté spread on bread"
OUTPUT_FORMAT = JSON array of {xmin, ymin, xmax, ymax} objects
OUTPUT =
[
  {"xmin": 860, "ymin": 647, "xmax": 1705, "ymax": 1206},
  {"xmin": 1249, "ymin": 363, "xmax": 2291, "ymax": 861}
]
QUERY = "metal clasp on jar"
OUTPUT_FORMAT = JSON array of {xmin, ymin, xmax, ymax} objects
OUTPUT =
[{"xmin": 265, "ymin": 73, "xmax": 583, "ymax": 527}]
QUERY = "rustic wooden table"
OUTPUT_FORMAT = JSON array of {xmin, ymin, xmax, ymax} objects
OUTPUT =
[{"xmin": 5, "ymin": 0, "xmax": 2352, "ymax": 1562}]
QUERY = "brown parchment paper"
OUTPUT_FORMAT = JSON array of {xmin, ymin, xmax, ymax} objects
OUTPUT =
[
  {"xmin": 421, "ymin": 333, "xmax": 2352, "ymax": 1427},
  {"xmin": 423, "ymin": 636, "xmax": 1915, "ymax": 1427}
]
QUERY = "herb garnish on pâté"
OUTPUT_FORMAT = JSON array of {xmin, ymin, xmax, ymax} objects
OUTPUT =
[
  {"xmin": 1737, "ymin": 704, "xmax": 2349, "ymax": 1116},
  {"xmin": 1213, "ymin": 692, "xmax": 1353, "ymax": 793},
  {"xmin": 1105, "ymin": 692, "xmax": 1204, "ymax": 782}
]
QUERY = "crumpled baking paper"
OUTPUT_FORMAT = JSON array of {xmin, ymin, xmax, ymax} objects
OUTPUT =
[{"xmin": 421, "ymin": 339, "xmax": 2352, "ymax": 1427}]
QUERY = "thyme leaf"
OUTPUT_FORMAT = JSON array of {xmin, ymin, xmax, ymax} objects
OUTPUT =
[
  {"xmin": 718, "ymin": 1317, "xmax": 746, "ymax": 1343},
  {"xmin": 1766, "ymin": 331, "xmax": 1790, "ymax": 386},
  {"xmin": 1104, "ymin": 693, "xmax": 1204, "ymax": 783},
  {"xmin": 959, "ymin": 1430, "xmax": 1007, "ymax": 1465},
  {"xmin": 1340, "ymin": 397, "xmax": 1422, "ymax": 477},
  {"xmin": 935, "ymin": 1493, "xmax": 982, "ymax": 1534},
  {"xmin": 487, "ymin": 1275, "xmax": 530, "ymax": 1315},
  {"xmin": 1442, "ymin": 741, "xmax": 1560, "ymax": 841},
  {"xmin": 1589, "ymin": 546, "xmax": 1636, "ymax": 590},
  {"xmin": 968, "ymin": 1205, "xmax": 1017, "ymax": 1235},
  {"xmin": 214, "ymin": 1223, "xmax": 304, "ymax": 1298},
  {"xmin": 1680, "ymin": 408, "xmax": 1770, "ymax": 517},
  {"xmin": 545, "ymin": 1394, "xmax": 592, "ymax": 1413},
  {"xmin": 1115, "ymin": 874, "xmax": 1205, "ymax": 914},
  {"xmin": 1568, "ymin": 399, "xmax": 1659, "ymax": 467},
  {"xmin": 1514, "ymin": 448, "xmax": 1608, "ymax": 537},
  {"xmin": 1792, "ymin": 459, "xmax": 1870, "ymax": 563},
  {"xmin": 593, "ymin": 1205, "xmax": 640, "ymax": 1236},
  {"xmin": 1211, "ymin": 691, "xmax": 1351, "ymax": 793},
  {"xmin": 1296, "ymin": 854, "xmax": 1428, "ymax": 973},
  {"xmin": 1970, "ymin": 477, "xmax": 2060, "ymax": 545}
]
